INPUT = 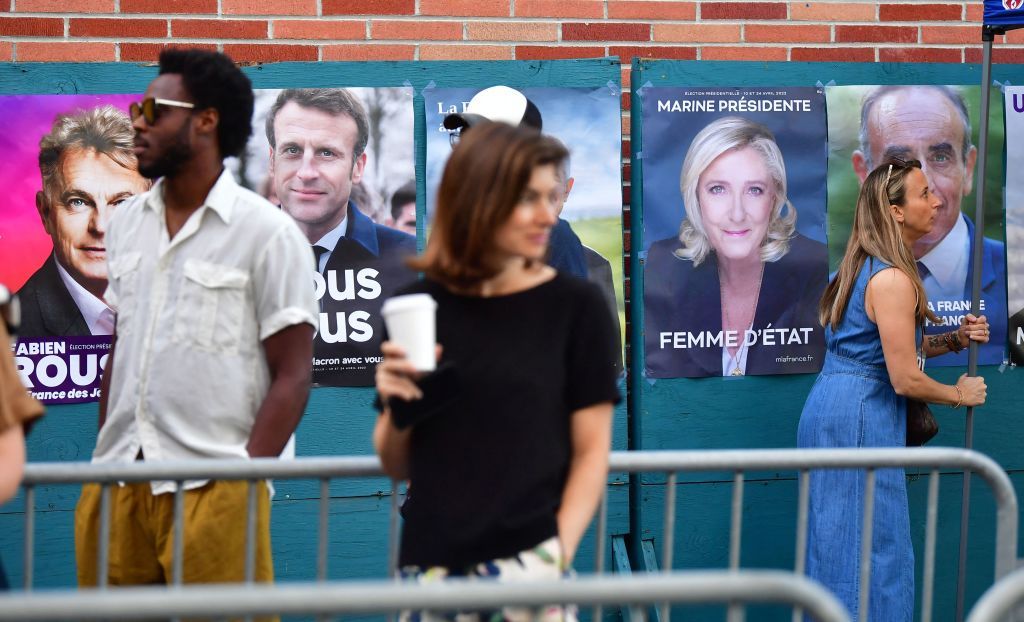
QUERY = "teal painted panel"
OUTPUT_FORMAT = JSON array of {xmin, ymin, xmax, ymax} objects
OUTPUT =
[
  {"xmin": 0, "ymin": 58, "xmax": 628, "ymax": 590},
  {"xmin": 630, "ymin": 59, "xmax": 1024, "ymax": 616}
]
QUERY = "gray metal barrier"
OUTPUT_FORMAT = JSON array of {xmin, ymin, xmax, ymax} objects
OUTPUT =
[
  {"xmin": 16, "ymin": 447, "xmax": 1017, "ymax": 622},
  {"xmin": 0, "ymin": 570, "xmax": 851, "ymax": 621},
  {"xmin": 966, "ymin": 567, "xmax": 1024, "ymax": 622},
  {"xmin": 19, "ymin": 456, "xmax": 392, "ymax": 590},
  {"xmin": 610, "ymin": 448, "xmax": 1018, "ymax": 622}
]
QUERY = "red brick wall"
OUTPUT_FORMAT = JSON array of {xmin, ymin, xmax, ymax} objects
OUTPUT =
[{"xmin": 0, "ymin": 2, "xmax": 1008, "ymax": 64}]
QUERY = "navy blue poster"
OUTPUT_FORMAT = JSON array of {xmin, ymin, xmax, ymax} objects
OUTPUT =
[{"xmin": 641, "ymin": 87, "xmax": 828, "ymax": 379}]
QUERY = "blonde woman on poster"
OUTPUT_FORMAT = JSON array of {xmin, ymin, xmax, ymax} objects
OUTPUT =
[{"xmin": 645, "ymin": 116, "xmax": 827, "ymax": 377}]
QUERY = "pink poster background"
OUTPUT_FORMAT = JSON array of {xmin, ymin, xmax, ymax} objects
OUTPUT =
[{"xmin": 0, "ymin": 94, "xmax": 139, "ymax": 292}]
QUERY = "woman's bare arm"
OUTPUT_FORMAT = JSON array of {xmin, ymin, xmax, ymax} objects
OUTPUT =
[{"xmin": 557, "ymin": 401, "xmax": 613, "ymax": 566}]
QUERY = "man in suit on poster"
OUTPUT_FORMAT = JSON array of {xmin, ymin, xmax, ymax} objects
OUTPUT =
[
  {"xmin": 267, "ymin": 88, "xmax": 416, "ymax": 385},
  {"xmin": 18, "ymin": 106, "xmax": 149, "ymax": 338},
  {"xmin": 852, "ymin": 85, "xmax": 1007, "ymax": 364}
]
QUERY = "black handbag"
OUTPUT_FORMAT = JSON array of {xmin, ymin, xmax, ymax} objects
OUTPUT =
[{"xmin": 906, "ymin": 398, "xmax": 939, "ymax": 446}]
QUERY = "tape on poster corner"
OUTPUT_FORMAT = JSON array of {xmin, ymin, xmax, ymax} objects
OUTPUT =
[
  {"xmin": 421, "ymin": 80, "xmax": 436, "ymax": 96},
  {"xmin": 995, "ymin": 79, "xmax": 1013, "ymax": 92},
  {"xmin": 815, "ymin": 79, "xmax": 837, "ymax": 90},
  {"xmin": 403, "ymin": 79, "xmax": 413, "ymax": 88},
  {"xmin": 634, "ymin": 80, "xmax": 654, "ymax": 98},
  {"xmin": 606, "ymin": 80, "xmax": 621, "ymax": 97},
  {"xmin": 634, "ymin": 150, "xmax": 643, "ymax": 160}
]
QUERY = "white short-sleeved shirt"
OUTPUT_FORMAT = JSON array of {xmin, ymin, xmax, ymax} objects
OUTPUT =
[{"xmin": 95, "ymin": 169, "xmax": 318, "ymax": 494}]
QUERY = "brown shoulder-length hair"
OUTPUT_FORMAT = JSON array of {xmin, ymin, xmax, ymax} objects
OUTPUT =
[
  {"xmin": 819, "ymin": 158, "xmax": 939, "ymax": 328},
  {"xmin": 409, "ymin": 121, "xmax": 569, "ymax": 292}
]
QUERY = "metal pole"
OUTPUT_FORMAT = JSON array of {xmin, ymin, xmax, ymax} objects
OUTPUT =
[{"xmin": 957, "ymin": 28, "xmax": 996, "ymax": 622}]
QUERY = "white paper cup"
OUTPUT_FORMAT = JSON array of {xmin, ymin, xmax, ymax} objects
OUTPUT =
[{"xmin": 381, "ymin": 293, "xmax": 438, "ymax": 372}]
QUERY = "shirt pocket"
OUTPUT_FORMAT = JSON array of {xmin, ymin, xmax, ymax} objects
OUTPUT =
[
  {"xmin": 173, "ymin": 259, "xmax": 250, "ymax": 353},
  {"xmin": 108, "ymin": 252, "xmax": 142, "ymax": 335}
]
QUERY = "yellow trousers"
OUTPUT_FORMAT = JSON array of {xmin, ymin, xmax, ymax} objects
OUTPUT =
[{"xmin": 76, "ymin": 479, "xmax": 277, "ymax": 621}]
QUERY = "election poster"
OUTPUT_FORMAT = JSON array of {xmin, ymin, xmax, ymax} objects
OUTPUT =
[
  {"xmin": 640, "ymin": 87, "xmax": 829, "ymax": 379},
  {"xmin": 826, "ymin": 85, "xmax": 1007, "ymax": 367},
  {"xmin": 1004, "ymin": 86, "xmax": 1024, "ymax": 365},
  {"xmin": 0, "ymin": 95, "xmax": 143, "ymax": 404},
  {"xmin": 235, "ymin": 87, "xmax": 416, "ymax": 386},
  {"xmin": 423, "ymin": 86, "xmax": 625, "ymax": 374}
]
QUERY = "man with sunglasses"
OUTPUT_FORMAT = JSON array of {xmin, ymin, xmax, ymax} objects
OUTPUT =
[{"xmin": 75, "ymin": 49, "xmax": 317, "ymax": 601}]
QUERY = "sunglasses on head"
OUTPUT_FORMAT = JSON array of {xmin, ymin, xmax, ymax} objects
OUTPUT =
[{"xmin": 129, "ymin": 97, "xmax": 195, "ymax": 125}]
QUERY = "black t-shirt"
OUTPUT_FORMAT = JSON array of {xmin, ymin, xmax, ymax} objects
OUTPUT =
[{"xmin": 389, "ymin": 273, "xmax": 620, "ymax": 569}]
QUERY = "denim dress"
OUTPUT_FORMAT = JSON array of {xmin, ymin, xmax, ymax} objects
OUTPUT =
[{"xmin": 797, "ymin": 257, "xmax": 915, "ymax": 621}]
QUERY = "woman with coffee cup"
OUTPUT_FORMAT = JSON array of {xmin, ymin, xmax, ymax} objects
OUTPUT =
[{"xmin": 374, "ymin": 121, "xmax": 619, "ymax": 622}]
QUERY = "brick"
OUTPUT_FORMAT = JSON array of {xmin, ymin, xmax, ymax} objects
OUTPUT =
[
  {"xmin": 608, "ymin": 1, "xmax": 696, "ymax": 20},
  {"xmin": 610, "ymin": 45, "xmax": 697, "ymax": 60},
  {"xmin": 70, "ymin": 18, "xmax": 166, "ymax": 38},
  {"xmin": 223, "ymin": 0, "xmax": 316, "ymax": 15},
  {"xmin": 836, "ymin": 25, "xmax": 917, "ymax": 44},
  {"xmin": 172, "ymin": 20, "xmax": 268, "ymax": 39},
  {"xmin": 790, "ymin": 46, "xmax": 874, "ymax": 62},
  {"xmin": 653, "ymin": 24, "xmax": 739, "ymax": 43},
  {"xmin": 272, "ymin": 20, "xmax": 365, "ymax": 40},
  {"xmin": 122, "ymin": 0, "xmax": 217, "ymax": 13},
  {"xmin": 324, "ymin": 0, "xmax": 415, "ymax": 14},
  {"xmin": 1003, "ymin": 29, "xmax": 1024, "ymax": 44},
  {"xmin": 418, "ymin": 44, "xmax": 513, "ymax": 59},
  {"xmin": 880, "ymin": 3, "xmax": 961, "ymax": 22},
  {"xmin": 563, "ymin": 22, "xmax": 650, "ymax": 42},
  {"xmin": 371, "ymin": 20, "xmax": 462, "ymax": 40},
  {"xmin": 921, "ymin": 25, "xmax": 980, "ymax": 45},
  {"xmin": 965, "ymin": 47, "xmax": 1024, "ymax": 64},
  {"xmin": 966, "ymin": 4, "xmax": 984, "ymax": 22},
  {"xmin": 120, "ymin": 42, "xmax": 219, "ymax": 62},
  {"xmin": 701, "ymin": 46, "xmax": 787, "ymax": 61},
  {"xmin": 18, "ymin": 42, "xmax": 115, "ymax": 61},
  {"xmin": 0, "ymin": 42, "xmax": 12, "ymax": 60},
  {"xmin": 467, "ymin": 22, "xmax": 557, "ymax": 41},
  {"xmin": 322, "ymin": 44, "xmax": 415, "ymax": 60},
  {"xmin": 222, "ymin": 44, "xmax": 318, "ymax": 63},
  {"xmin": 701, "ymin": 2, "xmax": 786, "ymax": 20},
  {"xmin": 790, "ymin": 2, "xmax": 874, "ymax": 21},
  {"xmin": 420, "ymin": 0, "xmax": 510, "ymax": 17},
  {"xmin": 620, "ymin": 65, "xmax": 630, "ymax": 88},
  {"xmin": 515, "ymin": 0, "xmax": 603, "ymax": 18},
  {"xmin": 17, "ymin": 0, "xmax": 113, "ymax": 11},
  {"xmin": 0, "ymin": 17, "xmax": 62, "ymax": 37},
  {"xmin": 516, "ymin": 45, "xmax": 605, "ymax": 59},
  {"xmin": 879, "ymin": 47, "xmax": 961, "ymax": 63},
  {"xmin": 745, "ymin": 24, "xmax": 830, "ymax": 43}
]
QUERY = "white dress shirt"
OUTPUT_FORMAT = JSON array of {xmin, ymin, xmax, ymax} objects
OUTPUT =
[
  {"xmin": 55, "ymin": 257, "xmax": 115, "ymax": 335},
  {"xmin": 95, "ymin": 170, "xmax": 318, "ymax": 494},
  {"xmin": 311, "ymin": 216, "xmax": 347, "ymax": 274},
  {"xmin": 918, "ymin": 213, "xmax": 969, "ymax": 302}
]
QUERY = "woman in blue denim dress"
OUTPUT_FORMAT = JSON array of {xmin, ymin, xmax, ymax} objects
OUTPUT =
[{"xmin": 798, "ymin": 159, "xmax": 990, "ymax": 620}]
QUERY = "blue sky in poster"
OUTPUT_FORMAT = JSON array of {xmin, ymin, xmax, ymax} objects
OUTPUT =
[{"xmin": 639, "ymin": 86, "xmax": 828, "ymax": 254}]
